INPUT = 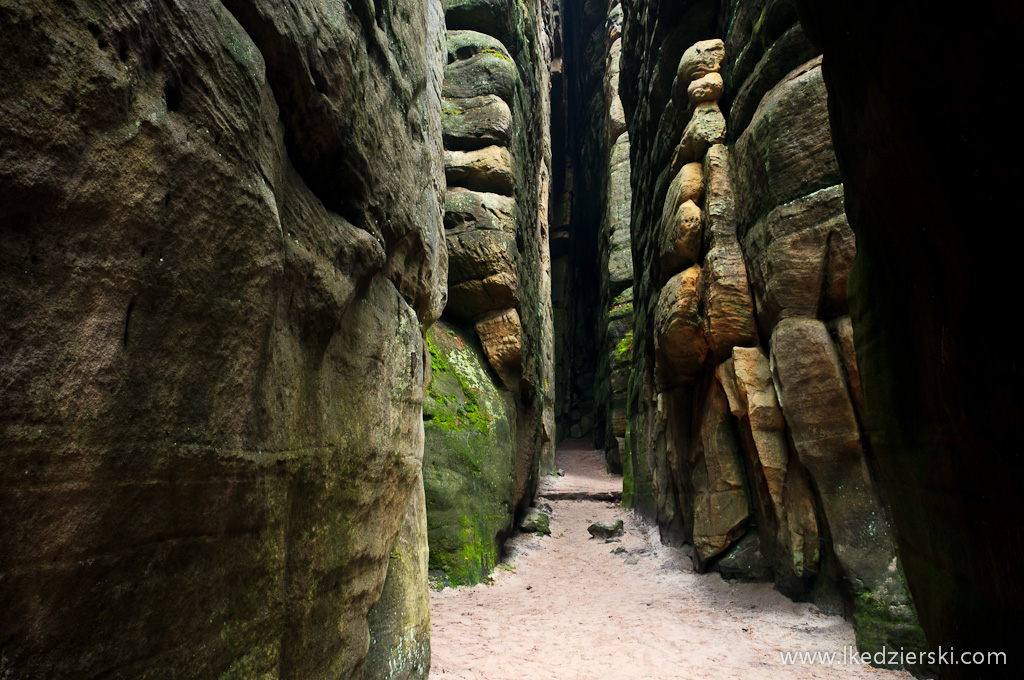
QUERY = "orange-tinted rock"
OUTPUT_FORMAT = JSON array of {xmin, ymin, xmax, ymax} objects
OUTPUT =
[
  {"xmin": 475, "ymin": 308, "xmax": 523, "ymax": 391},
  {"xmin": 702, "ymin": 242, "xmax": 757, "ymax": 360},
  {"xmin": 444, "ymin": 146, "xmax": 514, "ymax": 195},
  {"xmin": 693, "ymin": 379, "xmax": 750, "ymax": 565},
  {"xmin": 688, "ymin": 72, "xmax": 724, "ymax": 106},
  {"xmin": 670, "ymin": 102, "xmax": 726, "ymax": 172},
  {"xmin": 832, "ymin": 315, "xmax": 866, "ymax": 426},
  {"xmin": 654, "ymin": 266, "xmax": 707, "ymax": 386},
  {"xmin": 673, "ymin": 39, "xmax": 725, "ymax": 95},
  {"xmin": 658, "ymin": 199, "xmax": 703, "ymax": 277}
]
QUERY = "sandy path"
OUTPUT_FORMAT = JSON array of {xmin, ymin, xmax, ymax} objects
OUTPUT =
[{"xmin": 428, "ymin": 442, "xmax": 912, "ymax": 680}]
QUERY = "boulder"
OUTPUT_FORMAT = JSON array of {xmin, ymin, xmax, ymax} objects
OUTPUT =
[
  {"xmin": 444, "ymin": 146, "xmax": 514, "ymax": 196},
  {"xmin": 742, "ymin": 184, "xmax": 854, "ymax": 336},
  {"xmin": 446, "ymin": 229, "xmax": 517, "ymax": 285},
  {"xmin": 519, "ymin": 509, "xmax": 551, "ymax": 535},
  {"xmin": 692, "ymin": 380, "xmax": 750, "ymax": 566},
  {"xmin": 688, "ymin": 72, "xmax": 724, "ymax": 106},
  {"xmin": 658, "ymin": 199, "xmax": 703, "ymax": 277},
  {"xmin": 442, "ymin": 95, "xmax": 512, "ymax": 150},
  {"xmin": 734, "ymin": 58, "xmax": 841, "ymax": 229},
  {"xmin": 701, "ymin": 242, "xmax": 757, "ymax": 360},
  {"xmin": 424, "ymin": 322, "xmax": 516, "ymax": 587},
  {"xmin": 673, "ymin": 39, "xmax": 725, "ymax": 95},
  {"xmin": 662, "ymin": 162, "xmax": 704, "ymax": 219},
  {"xmin": 475, "ymin": 308, "xmax": 523, "ymax": 391},
  {"xmin": 654, "ymin": 266, "xmax": 708, "ymax": 385},
  {"xmin": 444, "ymin": 188, "xmax": 516, "ymax": 235},
  {"xmin": 671, "ymin": 102, "xmax": 726, "ymax": 172},
  {"xmin": 588, "ymin": 519, "xmax": 624, "ymax": 539},
  {"xmin": 447, "ymin": 273, "xmax": 520, "ymax": 322},
  {"xmin": 443, "ymin": 31, "xmax": 515, "ymax": 102}
]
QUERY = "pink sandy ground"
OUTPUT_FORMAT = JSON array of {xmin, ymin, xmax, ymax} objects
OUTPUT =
[{"xmin": 428, "ymin": 441, "xmax": 914, "ymax": 680}]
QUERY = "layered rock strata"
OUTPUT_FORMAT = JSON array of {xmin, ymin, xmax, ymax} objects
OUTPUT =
[
  {"xmin": 0, "ymin": 1, "xmax": 446, "ymax": 678},
  {"xmin": 616, "ymin": 0, "xmax": 926, "ymax": 661},
  {"xmin": 422, "ymin": 0, "xmax": 555, "ymax": 588}
]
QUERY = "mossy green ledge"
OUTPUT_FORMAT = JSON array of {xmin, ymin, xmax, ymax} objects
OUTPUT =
[{"xmin": 423, "ymin": 320, "xmax": 516, "ymax": 587}]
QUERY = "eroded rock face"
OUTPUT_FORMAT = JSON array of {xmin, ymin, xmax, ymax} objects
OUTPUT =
[
  {"xmin": 424, "ymin": 0, "xmax": 554, "ymax": 588},
  {"xmin": 0, "ymin": 1, "xmax": 446, "ymax": 678},
  {"xmin": 422, "ymin": 322, "xmax": 516, "ymax": 587},
  {"xmin": 618, "ymin": 1, "xmax": 925, "ymax": 661}
]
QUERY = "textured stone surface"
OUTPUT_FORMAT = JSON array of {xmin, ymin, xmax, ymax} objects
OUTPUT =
[
  {"xmin": 734, "ymin": 58, "xmax": 840, "ymax": 230},
  {"xmin": 692, "ymin": 380, "xmax": 750, "ymax": 566},
  {"xmin": 618, "ymin": 3, "xmax": 924, "ymax": 657},
  {"xmin": 792, "ymin": 3, "xmax": 1024, "ymax": 666},
  {"xmin": 687, "ymin": 72, "xmax": 724, "ymax": 106},
  {"xmin": 444, "ymin": 146, "xmax": 515, "ymax": 195},
  {"xmin": 671, "ymin": 101, "xmax": 726, "ymax": 171},
  {"xmin": 701, "ymin": 242, "xmax": 757, "ymax": 360},
  {"xmin": 444, "ymin": 188, "xmax": 516, "ymax": 235},
  {"xmin": 0, "ymin": 1, "xmax": 446, "ymax": 678},
  {"xmin": 770, "ymin": 320, "xmax": 899, "ymax": 585},
  {"xmin": 423, "ymin": 322, "xmax": 515, "ymax": 587},
  {"xmin": 365, "ymin": 477, "xmax": 431, "ymax": 680},
  {"xmin": 658, "ymin": 199, "xmax": 703, "ymax": 276},
  {"xmin": 654, "ymin": 266, "xmax": 708, "ymax": 386},
  {"xmin": 475, "ymin": 308, "xmax": 524, "ymax": 391},
  {"xmin": 442, "ymin": 95, "xmax": 513, "ymax": 150},
  {"xmin": 443, "ymin": 30, "xmax": 516, "ymax": 102},
  {"xmin": 673, "ymin": 38, "xmax": 725, "ymax": 94},
  {"xmin": 741, "ymin": 184, "xmax": 854, "ymax": 336}
]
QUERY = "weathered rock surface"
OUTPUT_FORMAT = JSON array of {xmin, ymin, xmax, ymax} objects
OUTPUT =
[
  {"xmin": 444, "ymin": 188, "xmax": 516, "ymax": 234},
  {"xmin": 654, "ymin": 266, "xmax": 708, "ymax": 386},
  {"xmin": 734, "ymin": 58, "xmax": 840, "ymax": 230},
  {"xmin": 792, "ymin": 4, "xmax": 1024, "ymax": 665},
  {"xmin": 692, "ymin": 380, "xmax": 750, "ymax": 566},
  {"xmin": 658, "ymin": 199, "xmax": 703, "ymax": 276},
  {"xmin": 701, "ymin": 243, "xmax": 757, "ymax": 359},
  {"xmin": 475, "ymin": 308, "xmax": 524, "ymax": 391},
  {"xmin": 445, "ymin": 146, "xmax": 515, "ymax": 196},
  {"xmin": 0, "ymin": 1, "xmax": 447, "ymax": 678},
  {"xmin": 442, "ymin": 95, "xmax": 513, "ymax": 150},
  {"xmin": 423, "ymin": 322, "xmax": 516, "ymax": 587},
  {"xmin": 588, "ymin": 519, "xmax": 624, "ymax": 539},
  {"xmin": 519, "ymin": 508, "xmax": 552, "ymax": 535},
  {"xmin": 365, "ymin": 477, "xmax": 431, "ymax": 680},
  {"xmin": 443, "ymin": 31, "xmax": 516, "ymax": 102},
  {"xmin": 741, "ymin": 184, "xmax": 855, "ymax": 335},
  {"xmin": 618, "ymin": 6, "xmax": 924, "ymax": 660}
]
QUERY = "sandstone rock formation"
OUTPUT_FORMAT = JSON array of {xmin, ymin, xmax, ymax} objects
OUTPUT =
[
  {"xmin": 0, "ymin": 1, "xmax": 446, "ymax": 678},
  {"xmin": 422, "ymin": 0, "xmax": 555, "ymax": 589},
  {"xmin": 793, "ymin": 1, "xmax": 1024, "ymax": 671},
  {"xmin": 611, "ymin": 0, "xmax": 926, "ymax": 662}
]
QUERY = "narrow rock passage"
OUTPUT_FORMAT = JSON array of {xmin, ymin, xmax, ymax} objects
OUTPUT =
[{"xmin": 428, "ymin": 442, "xmax": 913, "ymax": 680}]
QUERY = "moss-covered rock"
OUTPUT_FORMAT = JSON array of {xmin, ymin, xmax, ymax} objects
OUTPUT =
[{"xmin": 423, "ymin": 321, "xmax": 516, "ymax": 587}]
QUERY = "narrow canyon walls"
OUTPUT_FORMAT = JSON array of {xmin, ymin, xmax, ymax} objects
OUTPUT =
[
  {"xmin": 610, "ymin": 0, "xmax": 927, "ymax": 660},
  {"xmin": 793, "ymin": 1, "xmax": 1024, "ymax": 675},
  {"xmin": 1, "ymin": 1, "xmax": 446, "ymax": 678},
  {"xmin": 422, "ymin": 0, "xmax": 555, "ymax": 588}
]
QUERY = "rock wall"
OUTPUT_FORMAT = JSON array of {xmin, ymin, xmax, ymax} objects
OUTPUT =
[
  {"xmin": 617, "ymin": 0, "xmax": 926, "ymax": 662},
  {"xmin": 423, "ymin": 0, "xmax": 555, "ymax": 587},
  {"xmin": 792, "ymin": 1, "xmax": 1024, "ymax": 675},
  {"xmin": 557, "ymin": 0, "xmax": 633, "ymax": 468},
  {"xmin": 0, "ymin": 1, "xmax": 446, "ymax": 679}
]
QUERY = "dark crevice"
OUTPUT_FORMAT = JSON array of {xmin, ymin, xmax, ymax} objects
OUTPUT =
[{"xmin": 123, "ymin": 298, "xmax": 135, "ymax": 348}]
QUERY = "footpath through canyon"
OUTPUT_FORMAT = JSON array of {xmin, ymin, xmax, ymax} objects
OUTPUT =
[{"xmin": 429, "ymin": 441, "xmax": 912, "ymax": 680}]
